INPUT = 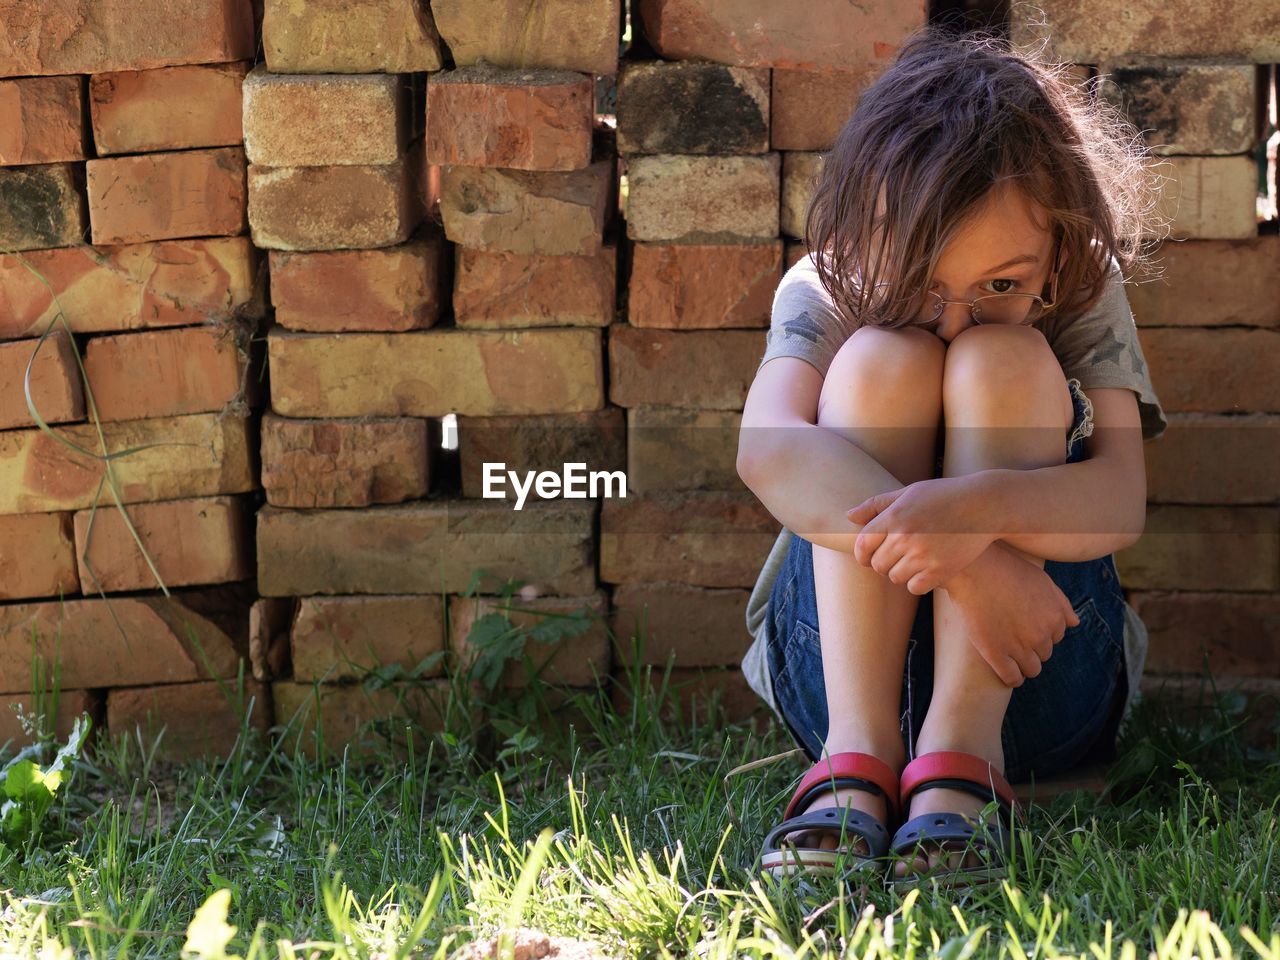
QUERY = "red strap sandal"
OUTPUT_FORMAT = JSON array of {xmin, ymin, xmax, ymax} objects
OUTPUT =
[{"xmin": 759, "ymin": 751, "xmax": 901, "ymax": 881}]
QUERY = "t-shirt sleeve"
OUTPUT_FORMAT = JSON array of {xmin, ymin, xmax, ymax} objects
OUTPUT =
[
  {"xmin": 757, "ymin": 253, "xmax": 859, "ymax": 378},
  {"xmin": 1043, "ymin": 258, "xmax": 1168, "ymax": 442}
]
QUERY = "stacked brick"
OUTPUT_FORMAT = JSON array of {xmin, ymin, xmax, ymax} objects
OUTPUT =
[
  {"xmin": 1012, "ymin": 1, "xmax": 1280, "ymax": 734},
  {"xmin": 0, "ymin": 0, "xmax": 267, "ymax": 758}
]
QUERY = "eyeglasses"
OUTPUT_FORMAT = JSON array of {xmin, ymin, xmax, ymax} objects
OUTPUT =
[{"xmin": 920, "ymin": 241, "xmax": 1062, "ymax": 326}]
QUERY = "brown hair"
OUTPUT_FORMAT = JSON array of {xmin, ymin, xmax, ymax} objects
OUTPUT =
[{"xmin": 805, "ymin": 25, "xmax": 1168, "ymax": 329}]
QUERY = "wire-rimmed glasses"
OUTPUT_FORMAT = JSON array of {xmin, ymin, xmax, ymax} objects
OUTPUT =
[{"xmin": 920, "ymin": 241, "xmax": 1063, "ymax": 326}]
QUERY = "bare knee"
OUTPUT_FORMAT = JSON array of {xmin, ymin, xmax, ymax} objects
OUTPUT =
[
  {"xmin": 942, "ymin": 325, "xmax": 1073, "ymax": 428},
  {"xmin": 818, "ymin": 325, "xmax": 946, "ymax": 428}
]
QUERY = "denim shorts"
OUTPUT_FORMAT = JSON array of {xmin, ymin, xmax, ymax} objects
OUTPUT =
[{"xmin": 765, "ymin": 379, "xmax": 1128, "ymax": 783}]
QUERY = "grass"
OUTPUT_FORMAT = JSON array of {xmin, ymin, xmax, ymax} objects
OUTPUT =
[{"xmin": 1, "ymin": 620, "xmax": 1279, "ymax": 960}]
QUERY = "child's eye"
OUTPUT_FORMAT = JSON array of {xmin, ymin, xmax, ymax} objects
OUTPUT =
[{"xmin": 985, "ymin": 278, "xmax": 1020, "ymax": 294}]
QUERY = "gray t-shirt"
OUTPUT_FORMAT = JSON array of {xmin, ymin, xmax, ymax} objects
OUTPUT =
[{"xmin": 741, "ymin": 251, "xmax": 1167, "ymax": 733}]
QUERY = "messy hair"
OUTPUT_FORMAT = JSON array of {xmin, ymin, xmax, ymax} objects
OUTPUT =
[{"xmin": 805, "ymin": 25, "xmax": 1168, "ymax": 328}]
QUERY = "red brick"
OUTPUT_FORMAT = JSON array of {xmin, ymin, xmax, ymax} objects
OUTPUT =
[
  {"xmin": 0, "ymin": 690, "xmax": 99, "ymax": 747},
  {"xmin": 1127, "ymin": 237, "xmax": 1280, "ymax": 328},
  {"xmin": 1130, "ymin": 591, "xmax": 1280, "ymax": 675},
  {"xmin": 258, "ymin": 499, "xmax": 596, "ymax": 597},
  {"xmin": 600, "ymin": 492, "xmax": 780, "ymax": 587},
  {"xmin": 86, "ymin": 147, "xmax": 247, "ymax": 245},
  {"xmin": 107, "ymin": 680, "xmax": 267, "ymax": 761},
  {"xmin": 0, "ymin": 592, "xmax": 245, "ymax": 693},
  {"xmin": 0, "ymin": 0, "xmax": 255, "ymax": 76},
  {"xmin": 89, "ymin": 63, "xmax": 247, "ymax": 155},
  {"xmin": 1146, "ymin": 415, "xmax": 1279, "ymax": 504},
  {"xmin": 269, "ymin": 234, "xmax": 444, "ymax": 333},
  {"xmin": 626, "ymin": 407, "xmax": 743, "ymax": 493},
  {"xmin": 248, "ymin": 156, "xmax": 420, "ymax": 251},
  {"xmin": 272, "ymin": 680, "xmax": 451, "ymax": 758},
  {"xmin": 627, "ymin": 241, "xmax": 780, "ymax": 328},
  {"xmin": 611, "ymin": 664, "xmax": 770, "ymax": 727},
  {"xmin": 0, "ymin": 238, "xmax": 262, "ymax": 340},
  {"xmin": 262, "ymin": 0, "xmax": 444, "ymax": 73},
  {"xmin": 0, "ymin": 512, "xmax": 78, "ymax": 601},
  {"xmin": 612, "ymin": 583, "xmax": 751, "ymax": 667},
  {"xmin": 458, "ymin": 408, "xmax": 626, "ymax": 501},
  {"xmin": 0, "ymin": 413, "xmax": 254, "ymax": 515},
  {"xmin": 624, "ymin": 154, "xmax": 779, "ymax": 242},
  {"xmin": 261, "ymin": 413, "xmax": 430, "ymax": 508},
  {"xmin": 0, "ymin": 76, "xmax": 86, "ymax": 165},
  {"xmin": 243, "ymin": 68, "xmax": 408, "ymax": 167},
  {"xmin": 635, "ymin": 0, "xmax": 925, "ymax": 70},
  {"xmin": 607, "ymin": 325, "xmax": 762, "ymax": 410},
  {"xmin": 771, "ymin": 68, "xmax": 868, "ymax": 151},
  {"xmin": 427, "ymin": 65, "xmax": 593, "ymax": 171},
  {"xmin": 73, "ymin": 495, "xmax": 250, "ymax": 593},
  {"xmin": 249, "ymin": 597, "xmax": 293, "ymax": 681},
  {"xmin": 84, "ymin": 326, "xmax": 249, "ymax": 423},
  {"xmin": 431, "ymin": 0, "xmax": 619, "ymax": 77},
  {"xmin": 1116, "ymin": 505, "xmax": 1279, "ymax": 592},
  {"xmin": 617, "ymin": 62, "xmax": 769, "ymax": 156},
  {"xmin": 0, "ymin": 330, "xmax": 84, "ymax": 430},
  {"xmin": 449, "ymin": 592, "xmax": 610, "ymax": 688},
  {"xmin": 454, "ymin": 244, "xmax": 616, "ymax": 329},
  {"xmin": 0, "ymin": 162, "xmax": 86, "ymax": 252},
  {"xmin": 1141, "ymin": 328, "xmax": 1280, "ymax": 413},
  {"xmin": 269, "ymin": 327, "xmax": 604, "ymax": 418},
  {"xmin": 785, "ymin": 239, "xmax": 807, "ymax": 270},
  {"xmin": 291, "ymin": 595, "xmax": 446, "ymax": 682}
]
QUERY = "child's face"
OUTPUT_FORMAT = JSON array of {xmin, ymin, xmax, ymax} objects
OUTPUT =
[{"xmin": 922, "ymin": 181, "xmax": 1057, "ymax": 344}]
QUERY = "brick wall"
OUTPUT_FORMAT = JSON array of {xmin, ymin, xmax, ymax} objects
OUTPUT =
[{"xmin": 0, "ymin": 0, "xmax": 1276, "ymax": 759}]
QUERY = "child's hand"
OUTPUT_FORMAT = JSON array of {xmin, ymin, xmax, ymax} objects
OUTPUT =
[{"xmin": 846, "ymin": 476, "xmax": 995, "ymax": 595}]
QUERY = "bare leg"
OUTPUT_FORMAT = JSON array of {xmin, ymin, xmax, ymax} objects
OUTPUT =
[
  {"xmin": 784, "ymin": 326, "xmax": 945, "ymax": 853},
  {"xmin": 894, "ymin": 325, "xmax": 1075, "ymax": 877}
]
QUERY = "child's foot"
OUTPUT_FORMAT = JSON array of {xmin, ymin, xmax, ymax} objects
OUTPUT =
[
  {"xmin": 891, "ymin": 765, "xmax": 1003, "ymax": 880},
  {"xmin": 779, "ymin": 782, "xmax": 890, "ymax": 857}
]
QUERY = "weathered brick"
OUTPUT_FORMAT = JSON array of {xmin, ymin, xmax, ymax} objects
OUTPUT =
[
  {"xmin": 86, "ymin": 147, "xmax": 247, "ymax": 245},
  {"xmin": 771, "ymin": 68, "xmax": 868, "ymax": 151},
  {"xmin": 1009, "ymin": 0, "xmax": 1280, "ymax": 62},
  {"xmin": 1141, "ymin": 328, "xmax": 1280, "ymax": 413},
  {"xmin": 0, "ymin": 413, "xmax": 254, "ymax": 515},
  {"xmin": 272, "ymin": 681, "xmax": 451, "ymax": 758},
  {"xmin": 0, "ymin": 76, "xmax": 85, "ymax": 165},
  {"xmin": 0, "ymin": 238, "xmax": 262, "ymax": 339},
  {"xmin": 612, "ymin": 582, "xmax": 751, "ymax": 667},
  {"xmin": 612, "ymin": 664, "xmax": 769, "ymax": 727},
  {"xmin": 785, "ymin": 239, "xmax": 807, "ymax": 270},
  {"xmin": 89, "ymin": 63, "xmax": 247, "ymax": 155},
  {"xmin": 600, "ymin": 492, "xmax": 780, "ymax": 587},
  {"xmin": 269, "ymin": 234, "xmax": 444, "ymax": 332},
  {"xmin": 624, "ymin": 154, "xmax": 779, "ymax": 242},
  {"xmin": 258, "ymin": 499, "xmax": 596, "ymax": 597},
  {"xmin": 454, "ymin": 244, "xmax": 616, "ymax": 328},
  {"xmin": 1130, "ymin": 591, "xmax": 1280, "ymax": 675},
  {"xmin": 291, "ymin": 595, "xmax": 445, "ymax": 682},
  {"xmin": 0, "ymin": 329, "xmax": 84, "ymax": 429},
  {"xmin": 1116, "ymin": 506, "xmax": 1279, "ymax": 592},
  {"xmin": 449, "ymin": 592, "xmax": 610, "ymax": 688},
  {"xmin": 1099, "ymin": 64, "xmax": 1255, "ymax": 156},
  {"xmin": 431, "ymin": 0, "xmax": 619, "ymax": 77},
  {"xmin": 262, "ymin": 0, "xmax": 444, "ymax": 73},
  {"xmin": 0, "ymin": 512, "xmax": 78, "ymax": 601},
  {"xmin": 1127, "ymin": 237, "xmax": 1280, "ymax": 328},
  {"xmin": 607, "ymin": 325, "xmax": 762, "ymax": 410},
  {"xmin": 1146, "ymin": 414, "xmax": 1279, "ymax": 504},
  {"xmin": 627, "ymin": 407, "xmax": 743, "ymax": 493},
  {"xmin": 439, "ymin": 160, "xmax": 613, "ymax": 256},
  {"xmin": 628, "ymin": 241, "xmax": 780, "ymax": 328},
  {"xmin": 248, "ymin": 156, "xmax": 420, "ymax": 251},
  {"xmin": 458, "ymin": 409, "xmax": 625, "ymax": 501},
  {"xmin": 635, "ymin": 0, "xmax": 925, "ymax": 70},
  {"xmin": 0, "ymin": 162, "xmax": 86, "ymax": 251},
  {"xmin": 1155, "ymin": 156, "xmax": 1257, "ymax": 240},
  {"xmin": 1138, "ymin": 675, "xmax": 1280, "ymax": 750},
  {"xmin": 107, "ymin": 680, "xmax": 267, "ymax": 761},
  {"xmin": 0, "ymin": 0, "xmax": 255, "ymax": 76},
  {"xmin": 73, "ymin": 496, "xmax": 251, "ymax": 593},
  {"xmin": 426, "ymin": 65, "xmax": 594, "ymax": 171},
  {"xmin": 0, "ymin": 592, "xmax": 245, "ymax": 693},
  {"xmin": 261, "ymin": 413, "xmax": 430, "ymax": 508},
  {"xmin": 249, "ymin": 597, "xmax": 293, "ymax": 681},
  {"xmin": 0, "ymin": 690, "xmax": 99, "ymax": 747},
  {"xmin": 781, "ymin": 152, "xmax": 825, "ymax": 239},
  {"xmin": 617, "ymin": 62, "xmax": 769, "ymax": 156},
  {"xmin": 83, "ymin": 326, "xmax": 250, "ymax": 422},
  {"xmin": 269, "ymin": 327, "xmax": 604, "ymax": 417},
  {"xmin": 243, "ymin": 68, "xmax": 407, "ymax": 167}
]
